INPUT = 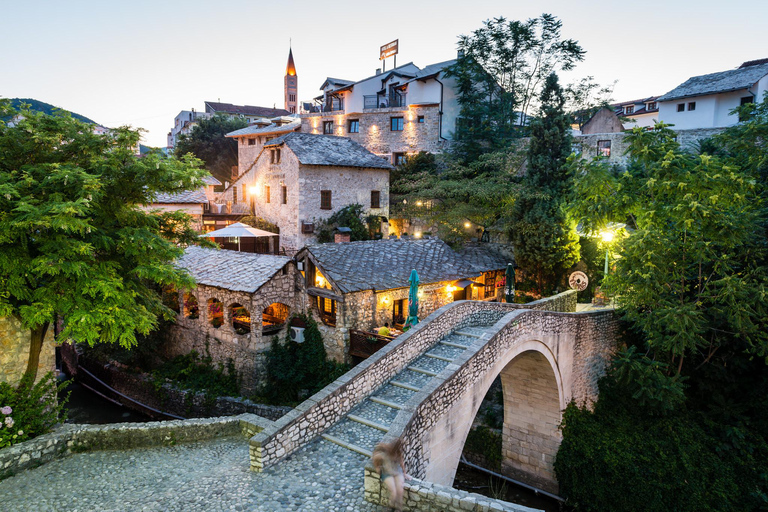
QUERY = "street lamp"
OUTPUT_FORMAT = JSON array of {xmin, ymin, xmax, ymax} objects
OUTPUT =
[{"xmin": 601, "ymin": 230, "xmax": 614, "ymax": 277}]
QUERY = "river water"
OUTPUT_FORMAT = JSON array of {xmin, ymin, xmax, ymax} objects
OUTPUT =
[{"xmin": 59, "ymin": 380, "xmax": 151, "ymax": 424}]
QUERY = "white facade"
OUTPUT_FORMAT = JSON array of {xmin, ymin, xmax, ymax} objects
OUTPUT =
[
  {"xmin": 658, "ymin": 81, "xmax": 766, "ymax": 129},
  {"xmin": 168, "ymin": 110, "xmax": 211, "ymax": 149}
]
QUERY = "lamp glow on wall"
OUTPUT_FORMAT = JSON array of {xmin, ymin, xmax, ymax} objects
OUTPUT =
[
  {"xmin": 601, "ymin": 229, "xmax": 614, "ymax": 277},
  {"xmin": 248, "ymin": 184, "xmax": 258, "ymax": 215}
]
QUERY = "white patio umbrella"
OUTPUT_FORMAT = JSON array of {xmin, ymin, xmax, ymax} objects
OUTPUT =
[{"xmin": 199, "ymin": 222, "xmax": 278, "ymax": 252}]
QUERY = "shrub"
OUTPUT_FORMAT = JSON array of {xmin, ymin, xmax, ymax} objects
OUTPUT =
[
  {"xmin": 464, "ymin": 425, "xmax": 502, "ymax": 471},
  {"xmin": 151, "ymin": 351, "xmax": 239, "ymax": 398},
  {"xmin": 0, "ymin": 373, "xmax": 68, "ymax": 449},
  {"xmin": 262, "ymin": 313, "xmax": 349, "ymax": 405}
]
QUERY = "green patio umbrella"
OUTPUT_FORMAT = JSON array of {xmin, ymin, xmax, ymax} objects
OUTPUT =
[
  {"xmin": 404, "ymin": 269, "xmax": 420, "ymax": 329},
  {"xmin": 505, "ymin": 262, "xmax": 516, "ymax": 303}
]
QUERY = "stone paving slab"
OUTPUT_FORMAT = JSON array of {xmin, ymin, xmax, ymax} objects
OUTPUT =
[
  {"xmin": 352, "ymin": 399, "xmax": 400, "ymax": 425},
  {"xmin": 0, "ymin": 436, "xmax": 386, "ymax": 512},
  {"xmin": 428, "ymin": 343, "xmax": 467, "ymax": 360},
  {"xmin": 326, "ymin": 418, "xmax": 385, "ymax": 453},
  {"xmin": 412, "ymin": 353, "xmax": 450, "ymax": 374},
  {"xmin": 393, "ymin": 368, "xmax": 432, "ymax": 389},
  {"xmin": 372, "ymin": 383, "xmax": 416, "ymax": 406}
]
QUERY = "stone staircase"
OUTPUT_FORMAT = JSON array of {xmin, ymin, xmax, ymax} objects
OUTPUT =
[{"xmin": 320, "ymin": 325, "xmax": 492, "ymax": 458}]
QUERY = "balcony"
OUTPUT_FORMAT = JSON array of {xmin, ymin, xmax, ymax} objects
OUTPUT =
[{"xmin": 364, "ymin": 93, "xmax": 407, "ymax": 110}]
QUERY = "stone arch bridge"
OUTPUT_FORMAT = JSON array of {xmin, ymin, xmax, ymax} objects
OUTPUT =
[{"xmin": 250, "ymin": 290, "xmax": 617, "ymax": 506}]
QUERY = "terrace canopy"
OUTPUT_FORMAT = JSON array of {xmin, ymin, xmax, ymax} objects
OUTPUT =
[{"xmin": 199, "ymin": 222, "xmax": 279, "ymax": 253}]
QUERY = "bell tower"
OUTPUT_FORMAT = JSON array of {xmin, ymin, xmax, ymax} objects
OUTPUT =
[{"xmin": 285, "ymin": 46, "xmax": 298, "ymax": 114}]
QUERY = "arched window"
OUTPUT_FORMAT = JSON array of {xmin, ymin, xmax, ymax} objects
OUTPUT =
[
  {"xmin": 231, "ymin": 303, "xmax": 251, "ymax": 335},
  {"xmin": 208, "ymin": 298, "xmax": 223, "ymax": 328},
  {"xmin": 183, "ymin": 293, "xmax": 199, "ymax": 319},
  {"xmin": 262, "ymin": 303, "xmax": 290, "ymax": 334}
]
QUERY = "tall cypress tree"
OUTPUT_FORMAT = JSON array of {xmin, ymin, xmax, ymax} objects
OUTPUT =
[{"xmin": 510, "ymin": 73, "xmax": 579, "ymax": 295}]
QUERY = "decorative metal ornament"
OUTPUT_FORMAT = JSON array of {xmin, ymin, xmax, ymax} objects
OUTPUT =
[{"xmin": 569, "ymin": 271, "xmax": 589, "ymax": 291}]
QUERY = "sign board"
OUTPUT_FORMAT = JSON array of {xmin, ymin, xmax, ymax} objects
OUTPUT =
[{"xmin": 380, "ymin": 39, "xmax": 398, "ymax": 60}]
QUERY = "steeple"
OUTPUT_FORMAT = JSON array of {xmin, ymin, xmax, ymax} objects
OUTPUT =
[{"xmin": 284, "ymin": 45, "xmax": 298, "ymax": 114}]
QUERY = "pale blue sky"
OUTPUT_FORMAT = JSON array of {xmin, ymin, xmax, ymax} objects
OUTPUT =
[{"xmin": 2, "ymin": 0, "xmax": 767, "ymax": 147}]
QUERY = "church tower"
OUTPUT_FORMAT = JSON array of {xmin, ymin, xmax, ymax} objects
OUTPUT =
[{"xmin": 284, "ymin": 47, "xmax": 298, "ymax": 114}]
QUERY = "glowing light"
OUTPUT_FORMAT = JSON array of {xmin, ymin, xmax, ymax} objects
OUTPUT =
[
  {"xmin": 601, "ymin": 231, "xmax": 614, "ymax": 243},
  {"xmin": 248, "ymin": 185, "xmax": 258, "ymax": 196},
  {"xmin": 446, "ymin": 285, "xmax": 458, "ymax": 293},
  {"xmin": 464, "ymin": 222, "xmax": 471, "ymax": 228},
  {"xmin": 416, "ymin": 201, "xmax": 423, "ymax": 207},
  {"xmin": 414, "ymin": 232, "xmax": 422, "ymax": 238}
]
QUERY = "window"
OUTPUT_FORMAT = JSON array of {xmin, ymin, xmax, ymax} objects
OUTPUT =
[
  {"xmin": 393, "ymin": 152, "xmax": 407, "ymax": 166},
  {"xmin": 677, "ymin": 103, "xmax": 685, "ymax": 112},
  {"xmin": 317, "ymin": 296, "xmax": 336, "ymax": 326},
  {"xmin": 625, "ymin": 106, "xmax": 634, "ymax": 114},
  {"xmin": 393, "ymin": 299, "xmax": 406, "ymax": 326},
  {"xmin": 233, "ymin": 185, "xmax": 238, "ymax": 204},
  {"xmin": 597, "ymin": 140, "xmax": 611, "ymax": 158},
  {"xmin": 248, "ymin": 138, "xmax": 256, "ymax": 146},
  {"xmin": 688, "ymin": 102, "xmax": 696, "ymax": 111},
  {"xmin": 323, "ymin": 121, "xmax": 334, "ymax": 134},
  {"xmin": 270, "ymin": 148, "xmax": 281, "ymax": 164},
  {"xmin": 242, "ymin": 184, "xmax": 246, "ymax": 201},
  {"xmin": 282, "ymin": 185, "xmax": 287, "ymax": 205},
  {"xmin": 740, "ymin": 96, "xmax": 754, "ymax": 121},
  {"xmin": 371, "ymin": 190, "xmax": 381, "ymax": 209},
  {"xmin": 647, "ymin": 102, "xmax": 657, "ymax": 110},
  {"xmin": 320, "ymin": 190, "xmax": 332, "ymax": 210},
  {"xmin": 288, "ymin": 94, "xmax": 296, "ymax": 102},
  {"xmin": 348, "ymin": 119, "xmax": 359, "ymax": 133},
  {"xmin": 484, "ymin": 271, "xmax": 497, "ymax": 299},
  {"xmin": 265, "ymin": 185, "xmax": 271, "ymax": 204},
  {"xmin": 390, "ymin": 117, "xmax": 404, "ymax": 131},
  {"xmin": 417, "ymin": 115, "xmax": 425, "ymax": 123}
]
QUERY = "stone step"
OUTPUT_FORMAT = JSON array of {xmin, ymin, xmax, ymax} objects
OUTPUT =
[
  {"xmin": 423, "ymin": 352, "xmax": 453, "ymax": 363},
  {"xmin": 389, "ymin": 379, "xmax": 420, "ymax": 392},
  {"xmin": 407, "ymin": 365, "xmax": 438, "ymax": 377},
  {"xmin": 454, "ymin": 329, "xmax": 483, "ymax": 338},
  {"xmin": 348, "ymin": 414, "xmax": 389, "ymax": 432},
  {"xmin": 373, "ymin": 383, "xmax": 416, "ymax": 407},
  {"xmin": 440, "ymin": 339, "xmax": 471, "ymax": 349},
  {"xmin": 429, "ymin": 342, "xmax": 468, "ymax": 360},
  {"xmin": 320, "ymin": 434, "xmax": 373, "ymax": 458},
  {"xmin": 411, "ymin": 355, "xmax": 449, "ymax": 375},
  {"xmin": 325, "ymin": 417, "xmax": 385, "ymax": 453},
  {"xmin": 394, "ymin": 368, "xmax": 432, "ymax": 388},
  {"xmin": 352, "ymin": 399, "xmax": 400, "ymax": 424},
  {"xmin": 368, "ymin": 396, "xmax": 403, "ymax": 410}
]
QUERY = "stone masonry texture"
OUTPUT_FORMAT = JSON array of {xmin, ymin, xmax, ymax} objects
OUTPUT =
[{"xmin": 0, "ymin": 315, "xmax": 56, "ymax": 386}]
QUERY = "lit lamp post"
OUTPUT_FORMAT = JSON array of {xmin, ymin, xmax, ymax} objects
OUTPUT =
[
  {"xmin": 601, "ymin": 229, "xmax": 614, "ymax": 278},
  {"xmin": 248, "ymin": 185, "xmax": 258, "ymax": 215}
]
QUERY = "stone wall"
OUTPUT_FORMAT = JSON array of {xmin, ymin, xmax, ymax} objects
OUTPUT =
[
  {"xmin": 71, "ymin": 351, "xmax": 291, "ymax": 421},
  {"xmin": 0, "ymin": 413, "xmax": 271, "ymax": 481},
  {"xmin": 0, "ymin": 316, "xmax": 56, "ymax": 386},
  {"xmin": 166, "ymin": 264, "xmax": 304, "ymax": 393},
  {"xmin": 301, "ymin": 105, "xmax": 447, "ymax": 159},
  {"xmin": 249, "ymin": 293, "xmax": 576, "ymax": 473},
  {"xmin": 574, "ymin": 127, "xmax": 727, "ymax": 166}
]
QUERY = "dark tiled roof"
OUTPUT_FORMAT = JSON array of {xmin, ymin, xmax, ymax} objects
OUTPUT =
[
  {"xmin": 151, "ymin": 188, "xmax": 208, "ymax": 205},
  {"xmin": 265, "ymin": 132, "xmax": 394, "ymax": 170},
  {"xmin": 300, "ymin": 238, "xmax": 482, "ymax": 294},
  {"xmin": 658, "ymin": 63, "xmax": 768, "ymax": 102},
  {"xmin": 204, "ymin": 101, "xmax": 291, "ymax": 118},
  {"xmin": 456, "ymin": 244, "xmax": 512, "ymax": 272},
  {"xmin": 177, "ymin": 246, "xmax": 291, "ymax": 293},
  {"xmin": 202, "ymin": 175, "xmax": 221, "ymax": 186},
  {"xmin": 225, "ymin": 119, "xmax": 301, "ymax": 138},
  {"xmin": 739, "ymin": 58, "xmax": 768, "ymax": 68}
]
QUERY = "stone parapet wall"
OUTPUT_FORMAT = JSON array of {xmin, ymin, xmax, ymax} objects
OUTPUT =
[
  {"xmin": 249, "ymin": 292, "xmax": 576, "ymax": 472},
  {"xmin": 364, "ymin": 470, "xmax": 538, "ymax": 512},
  {"xmin": 0, "ymin": 316, "xmax": 56, "ymax": 386},
  {"xmin": 0, "ymin": 413, "xmax": 271, "ymax": 481}
]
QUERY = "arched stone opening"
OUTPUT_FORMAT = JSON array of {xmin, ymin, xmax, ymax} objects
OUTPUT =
[
  {"xmin": 183, "ymin": 292, "xmax": 199, "ymax": 319},
  {"xmin": 207, "ymin": 298, "xmax": 223, "ymax": 328},
  {"xmin": 163, "ymin": 286, "xmax": 180, "ymax": 313},
  {"xmin": 262, "ymin": 302, "xmax": 290, "ymax": 335},
  {"xmin": 230, "ymin": 303, "xmax": 251, "ymax": 335},
  {"xmin": 499, "ymin": 350, "xmax": 562, "ymax": 494}
]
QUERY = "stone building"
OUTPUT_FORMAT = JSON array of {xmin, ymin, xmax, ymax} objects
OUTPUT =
[
  {"xmin": 300, "ymin": 58, "xmax": 460, "ymax": 164},
  {"xmin": 0, "ymin": 316, "xmax": 56, "ymax": 386},
  {"xmin": 295, "ymin": 238, "xmax": 505, "ymax": 362},
  {"xmin": 144, "ymin": 175, "xmax": 221, "ymax": 231},
  {"xmin": 226, "ymin": 118, "xmax": 301, "ymax": 180},
  {"xmin": 167, "ymin": 246, "xmax": 304, "ymax": 392},
  {"xmin": 217, "ymin": 132, "xmax": 393, "ymax": 254},
  {"xmin": 455, "ymin": 243, "xmax": 513, "ymax": 302}
]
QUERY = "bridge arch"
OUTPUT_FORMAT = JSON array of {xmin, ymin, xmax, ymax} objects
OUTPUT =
[{"xmin": 422, "ymin": 338, "xmax": 565, "ymax": 494}]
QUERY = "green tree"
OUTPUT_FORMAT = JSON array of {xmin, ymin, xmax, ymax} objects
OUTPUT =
[
  {"xmin": 174, "ymin": 114, "xmax": 247, "ymax": 186},
  {"xmin": 564, "ymin": 76, "xmax": 617, "ymax": 130},
  {"xmin": 0, "ymin": 101, "xmax": 208, "ymax": 381},
  {"xmin": 568, "ymin": 124, "xmax": 768, "ymax": 375},
  {"xmin": 446, "ymin": 14, "xmax": 585, "ymax": 162},
  {"xmin": 509, "ymin": 73, "xmax": 580, "ymax": 294},
  {"xmin": 315, "ymin": 204, "xmax": 374, "ymax": 243}
]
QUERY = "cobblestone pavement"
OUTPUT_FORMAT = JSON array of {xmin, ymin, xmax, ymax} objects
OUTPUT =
[{"xmin": 0, "ymin": 436, "xmax": 387, "ymax": 512}]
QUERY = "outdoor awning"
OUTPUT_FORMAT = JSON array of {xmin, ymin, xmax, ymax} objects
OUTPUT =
[
  {"xmin": 455, "ymin": 279, "xmax": 480, "ymax": 289},
  {"xmin": 199, "ymin": 222, "xmax": 277, "ymax": 239}
]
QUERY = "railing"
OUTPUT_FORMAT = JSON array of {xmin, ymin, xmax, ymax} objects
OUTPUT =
[
  {"xmin": 349, "ymin": 329, "xmax": 394, "ymax": 359},
  {"xmin": 363, "ymin": 93, "xmax": 407, "ymax": 109},
  {"xmin": 322, "ymin": 100, "xmax": 344, "ymax": 112}
]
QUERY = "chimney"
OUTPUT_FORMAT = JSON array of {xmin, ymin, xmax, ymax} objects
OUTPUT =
[
  {"xmin": 457, "ymin": 49, "xmax": 465, "ymax": 59},
  {"xmin": 376, "ymin": 68, "xmax": 382, "ymax": 75},
  {"xmin": 334, "ymin": 227, "xmax": 352, "ymax": 243}
]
